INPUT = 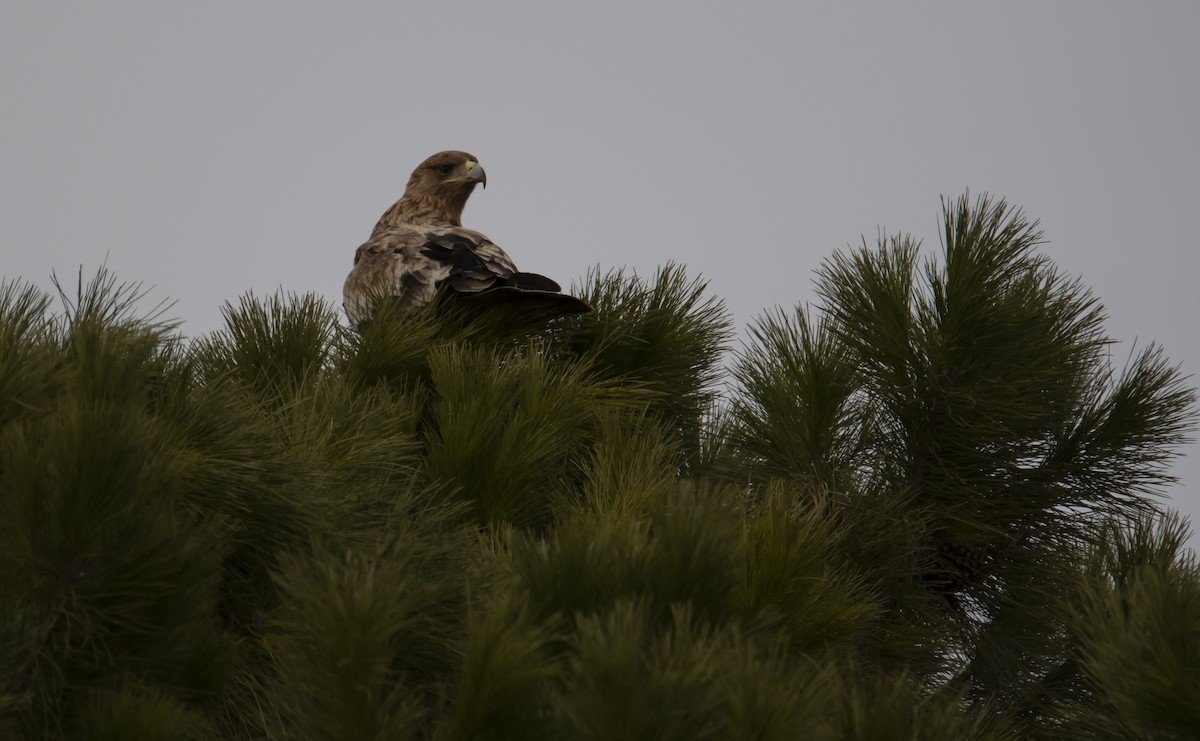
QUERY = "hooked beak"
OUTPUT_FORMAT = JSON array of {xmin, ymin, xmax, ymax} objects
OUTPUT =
[{"xmin": 464, "ymin": 160, "xmax": 487, "ymax": 189}]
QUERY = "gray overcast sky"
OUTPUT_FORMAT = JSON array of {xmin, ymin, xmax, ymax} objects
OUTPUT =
[{"xmin": 3, "ymin": 2, "xmax": 1197, "ymax": 528}]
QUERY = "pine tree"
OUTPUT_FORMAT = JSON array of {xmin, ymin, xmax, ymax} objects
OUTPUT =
[{"xmin": 0, "ymin": 194, "xmax": 1194, "ymax": 739}]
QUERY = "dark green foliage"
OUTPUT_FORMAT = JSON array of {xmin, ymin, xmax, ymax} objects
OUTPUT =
[
  {"xmin": 508, "ymin": 483, "xmax": 743, "ymax": 629},
  {"xmin": 1063, "ymin": 513, "xmax": 1200, "ymax": 739},
  {"xmin": 834, "ymin": 674, "xmax": 1015, "ymax": 741},
  {"xmin": 556, "ymin": 602, "xmax": 747, "ymax": 740},
  {"xmin": 557, "ymin": 264, "xmax": 733, "ymax": 472},
  {"xmin": 195, "ymin": 290, "xmax": 339, "ymax": 398},
  {"xmin": 0, "ymin": 279, "xmax": 55, "ymax": 427},
  {"xmin": 264, "ymin": 534, "xmax": 463, "ymax": 740},
  {"xmin": 438, "ymin": 598, "xmax": 561, "ymax": 740},
  {"xmin": 1, "ymin": 195, "xmax": 1195, "ymax": 739},
  {"xmin": 732, "ymin": 305, "xmax": 868, "ymax": 487},
  {"xmin": 0, "ymin": 270, "xmax": 231, "ymax": 738},
  {"xmin": 731, "ymin": 195, "xmax": 1196, "ymax": 718},
  {"xmin": 735, "ymin": 485, "xmax": 880, "ymax": 656},
  {"xmin": 422, "ymin": 344, "xmax": 620, "ymax": 526},
  {"xmin": 78, "ymin": 681, "xmax": 215, "ymax": 741}
]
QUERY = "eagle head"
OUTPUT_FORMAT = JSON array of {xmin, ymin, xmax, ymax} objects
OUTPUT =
[{"xmin": 392, "ymin": 150, "xmax": 487, "ymax": 227}]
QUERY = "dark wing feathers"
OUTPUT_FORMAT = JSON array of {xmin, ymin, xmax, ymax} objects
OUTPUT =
[
  {"xmin": 419, "ymin": 233, "xmax": 501, "ymax": 273},
  {"xmin": 420, "ymin": 233, "xmax": 515, "ymax": 293},
  {"xmin": 420, "ymin": 239, "xmax": 564, "ymax": 294}
]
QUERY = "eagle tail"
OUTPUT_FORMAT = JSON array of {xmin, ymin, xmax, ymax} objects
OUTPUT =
[{"xmin": 503, "ymin": 272, "xmax": 562, "ymax": 292}]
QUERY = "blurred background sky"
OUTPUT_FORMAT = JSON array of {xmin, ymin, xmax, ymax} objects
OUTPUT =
[{"xmin": 3, "ymin": 2, "xmax": 1197, "ymax": 529}]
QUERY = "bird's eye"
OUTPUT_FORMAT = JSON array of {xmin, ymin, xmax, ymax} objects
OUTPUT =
[{"xmin": 436, "ymin": 165, "xmax": 453, "ymax": 175}]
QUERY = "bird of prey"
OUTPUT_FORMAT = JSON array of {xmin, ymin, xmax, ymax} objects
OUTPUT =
[{"xmin": 342, "ymin": 150, "xmax": 591, "ymax": 330}]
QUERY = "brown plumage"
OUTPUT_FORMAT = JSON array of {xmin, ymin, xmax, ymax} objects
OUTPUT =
[{"xmin": 343, "ymin": 150, "xmax": 591, "ymax": 330}]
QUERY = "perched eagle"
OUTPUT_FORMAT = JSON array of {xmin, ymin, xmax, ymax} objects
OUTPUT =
[{"xmin": 342, "ymin": 150, "xmax": 591, "ymax": 330}]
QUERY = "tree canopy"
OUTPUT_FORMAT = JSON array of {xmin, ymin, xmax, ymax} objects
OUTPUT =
[{"xmin": 1, "ymin": 194, "xmax": 1196, "ymax": 739}]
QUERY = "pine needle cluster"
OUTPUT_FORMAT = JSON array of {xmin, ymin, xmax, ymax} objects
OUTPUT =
[{"xmin": 1, "ymin": 195, "xmax": 1195, "ymax": 739}]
